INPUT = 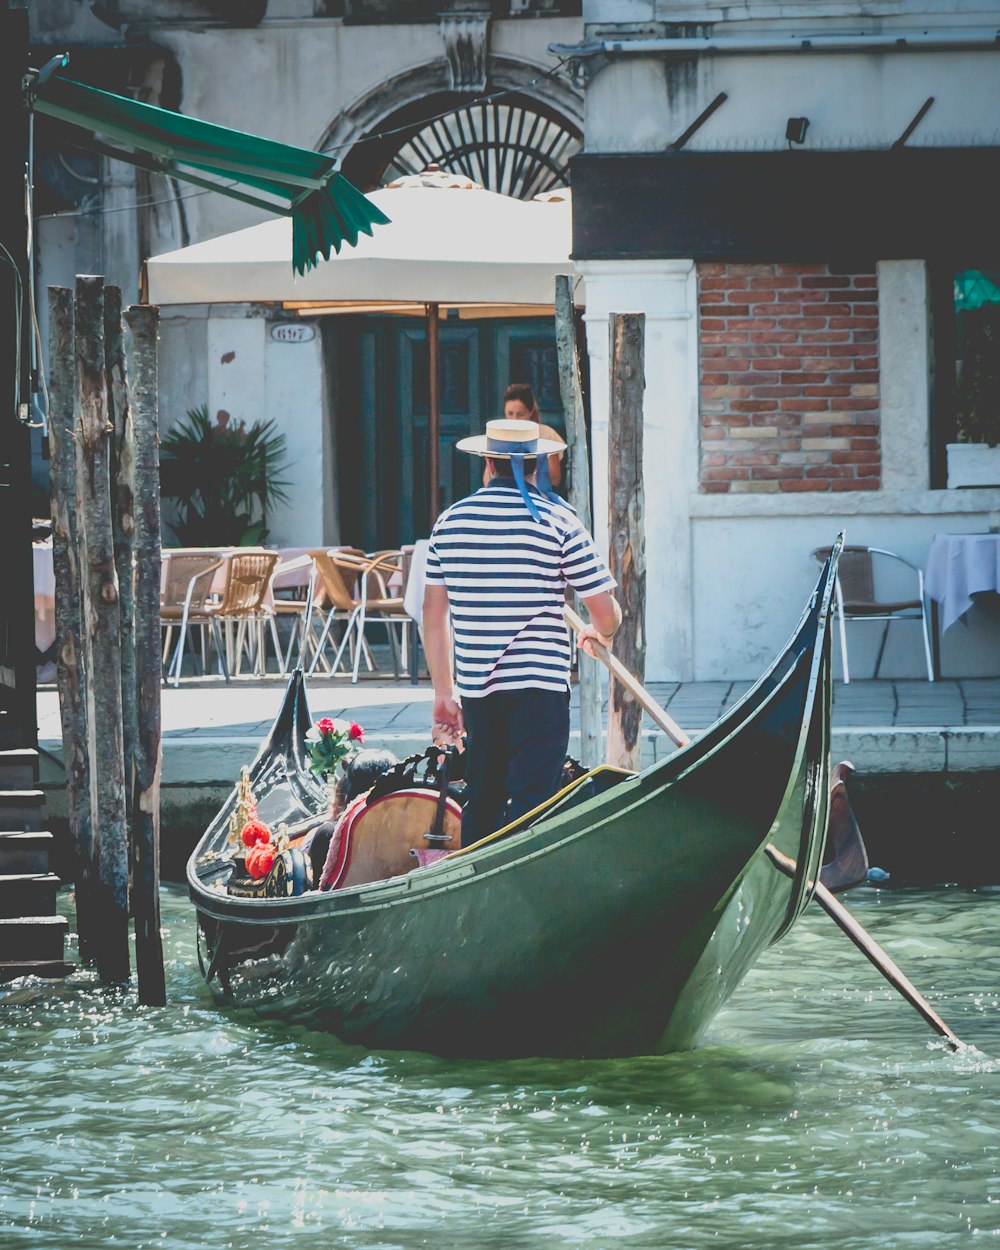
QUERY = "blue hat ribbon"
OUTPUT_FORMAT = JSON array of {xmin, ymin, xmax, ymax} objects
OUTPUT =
[{"xmin": 487, "ymin": 434, "xmax": 566, "ymax": 522}]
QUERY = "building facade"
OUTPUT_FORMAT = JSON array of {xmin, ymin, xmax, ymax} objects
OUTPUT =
[
  {"xmin": 27, "ymin": 0, "xmax": 584, "ymax": 547},
  {"xmin": 566, "ymin": 1, "xmax": 1000, "ymax": 679}
]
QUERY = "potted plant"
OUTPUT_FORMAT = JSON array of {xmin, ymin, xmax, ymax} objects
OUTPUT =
[
  {"xmin": 947, "ymin": 295, "xmax": 1000, "ymax": 488},
  {"xmin": 159, "ymin": 405, "xmax": 290, "ymax": 545}
]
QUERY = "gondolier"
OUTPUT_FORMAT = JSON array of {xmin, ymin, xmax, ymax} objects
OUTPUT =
[{"xmin": 423, "ymin": 418, "xmax": 622, "ymax": 846}]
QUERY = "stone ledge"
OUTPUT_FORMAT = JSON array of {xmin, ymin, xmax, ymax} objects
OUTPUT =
[{"xmin": 37, "ymin": 723, "xmax": 1000, "ymax": 794}]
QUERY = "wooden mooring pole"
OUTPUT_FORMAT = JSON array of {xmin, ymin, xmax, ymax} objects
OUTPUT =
[
  {"xmin": 555, "ymin": 275, "xmax": 602, "ymax": 768},
  {"xmin": 75, "ymin": 275, "xmax": 130, "ymax": 985},
  {"xmin": 48, "ymin": 279, "xmax": 166, "ymax": 995},
  {"xmin": 47, "ymin": 287, "xmax": 95, "ymax": 963},
  {"xmin": 606, "ymin": 313, "xmax": 646, "ymax": 772},
  {"xmin": 125, "ymin": 303, "xmax": 166, "ymax": 1006},
  {"xmin": 105, "ymin": 286, "xmax": 138, "ymax": 828}
]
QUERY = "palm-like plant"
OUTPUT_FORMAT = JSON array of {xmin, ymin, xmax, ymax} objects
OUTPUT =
[{"xmin": 159, "ymin": 406, "xmax": 291, "ymax": 546}]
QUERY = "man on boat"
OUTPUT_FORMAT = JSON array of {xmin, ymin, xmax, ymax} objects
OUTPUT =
[{"xmin": 423, "ymin": 418, "xmax": 622, "ymax": 847}]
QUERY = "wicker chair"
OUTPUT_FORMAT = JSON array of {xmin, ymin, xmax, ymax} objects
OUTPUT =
[
  {"xmin": 813, "ymin": 545, "xmax": 934, "ymax": 683},
  {"xmin": 161, "ymin": 553, "xmax": 225, "ymax": 685},
  {"xmin": 205, "ymin": 551, "xmax": 281, "ymax": 680}
]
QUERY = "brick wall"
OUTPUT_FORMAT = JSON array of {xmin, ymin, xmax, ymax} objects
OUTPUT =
[{"xmin": 699, "ymin": 263, "xmax": 880, "ymax": 493}]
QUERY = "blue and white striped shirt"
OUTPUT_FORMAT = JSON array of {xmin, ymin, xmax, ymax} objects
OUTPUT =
[{"xmin": 425, "ymin": 481, "xmax": 616, "ymax": 697}]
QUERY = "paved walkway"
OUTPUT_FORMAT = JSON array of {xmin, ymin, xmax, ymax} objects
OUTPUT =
[{"xmin": 36, "ymin": 674, "xmax": 1000, "ymax": 784}]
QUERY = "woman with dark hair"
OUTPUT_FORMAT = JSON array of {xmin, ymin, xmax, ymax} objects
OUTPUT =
[{"xmin": 482, "ymin": 382, "xmax": 564, "ymax": 489}]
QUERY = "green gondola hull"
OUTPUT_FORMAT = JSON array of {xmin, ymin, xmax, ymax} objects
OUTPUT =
[{"xmin": 188, "ymin": 542, "xmax": 841, "ymax": 1058}]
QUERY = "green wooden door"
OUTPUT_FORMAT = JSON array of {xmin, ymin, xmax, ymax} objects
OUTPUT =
[{"xmin": 339, "ymin": 315, "xmax": 561, "ymax": 550}]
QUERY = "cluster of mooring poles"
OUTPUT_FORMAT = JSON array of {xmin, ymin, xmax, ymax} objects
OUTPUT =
[
  {"xmin": 554, "ymin": 276, "xmax": 649, "ymax": 771},
  {"xmin": 47, "ymin": 276, "xmax": 165, "ymax": 1003}
]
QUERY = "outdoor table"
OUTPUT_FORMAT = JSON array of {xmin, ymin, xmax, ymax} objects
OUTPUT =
[
  {"xmin": 924, "ymin": 532, "xmax": 1000, "ymax": 634},
  {"xmin": 403, "ymin": 539, "xmax": 430, "ymax": 685}
]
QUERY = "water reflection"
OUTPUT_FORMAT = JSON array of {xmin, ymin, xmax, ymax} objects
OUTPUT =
[{"xmin": 1, "ymin": 886, "xmax": 998, "ymax": 1248}]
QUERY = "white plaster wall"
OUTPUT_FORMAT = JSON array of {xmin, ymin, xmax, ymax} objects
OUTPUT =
[
  {"xmin": 158, "ymin": 308, "xmax": 209, "ymax": 436},
  {"xmin": 580, "ymin": 260, "xmax": 700, "ymax": 680},
  {"xmin": 691, "ymin": 493, "xmax": 1000, "ymax": 679},
  {"xmin": 585, "ymin": 49, "xmax": 1000, "ymax": 153},
  {"xmin": 207, "ymin": 316, "xmax": 266, "ymax": 429},
  {"xmin": 878, "ymin": 260, "xmax": 931, "ymax": 493},
  {"xmin": 158, "ymin": 308, "xmax": 330, "ymax": 546},
  {"xmin": 263, "ymin": 327, "xmax": 328, "ymax": 547}
]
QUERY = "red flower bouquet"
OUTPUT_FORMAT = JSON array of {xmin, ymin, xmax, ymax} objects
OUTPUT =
[{"xmin": 305, "ymin": 716, "xmax": 364, "ymax": 781}]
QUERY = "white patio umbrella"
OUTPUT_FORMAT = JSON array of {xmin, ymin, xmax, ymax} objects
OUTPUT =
[
  {"xmin": 144, "ymin": 170, "xmax": 578, "ymax": 527},
  {"xmin": 145, "ymin": 173, "xmax": 574, "ymax": 307}
]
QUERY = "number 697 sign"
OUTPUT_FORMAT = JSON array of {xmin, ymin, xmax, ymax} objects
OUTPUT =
[{"xmin": 270, "ymin": 323, "xmax": 316, "ymax": 344}]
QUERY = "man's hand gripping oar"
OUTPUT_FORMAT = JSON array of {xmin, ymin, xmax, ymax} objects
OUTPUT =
[{"xmin": 564, "ymin": 604, "xmax": 690, "ymax": 749}]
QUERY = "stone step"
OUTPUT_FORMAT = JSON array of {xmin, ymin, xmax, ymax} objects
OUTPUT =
[
  {"xmin": 0, "ymin": 914, "xmax": 68, "ymax": 962},
  {"xmin": 0, "ymin": 873, "xmax": 60, "ymax": 919},
  {"xmin": 0, "ymin": 958, "xmax": 75, "ymax": 983},
  {"xmin": 0, "ymin": 790, "xmax": 45, "ymax": 832},
  {"xmin": 0, "ymin": 832, "xmax": 54, "ymax": 875},
  {"xmin": 0, "ymin": 749, "xmax": 38, "ymax": 790}
]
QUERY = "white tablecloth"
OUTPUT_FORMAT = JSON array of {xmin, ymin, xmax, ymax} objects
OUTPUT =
[
  {"xmin": 925, "ymin": 533, "xmax": 1000, "ymax": 633},
  {"xmin": 403, "ymin": 540, "xmax": 430, "ymax": 622},
  {"xmin": 33, "ymin": 541, "xmax": 56, "ymax": 652}
]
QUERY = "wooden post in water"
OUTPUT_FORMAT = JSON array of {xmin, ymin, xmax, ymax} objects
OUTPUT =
[
  {"xmin": 105, "ymin": 286, "xmax": 138, "ymax": 822},
  {"xmin": 125, "ymin": 303, "xmax": 166, "ymax": 1005},
  {"xmin": 75, "ymin": 275, "xmax": 130, "ymax": 985},
  {"xmin": 47, "ymin": 286, "xmax": 96, "ymax": 963},
  {"xmin": 606, "ymin": 313, "xmax": 646, "ymax": 772},
  {"xmin": 555, "ymin": 275, "xmax": 602, "ymax": 767}
]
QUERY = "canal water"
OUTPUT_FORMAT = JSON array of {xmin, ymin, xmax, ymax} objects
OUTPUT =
[{"xmin": 1, "ymin": 885, "xmax": 998, "ymax": 1249}]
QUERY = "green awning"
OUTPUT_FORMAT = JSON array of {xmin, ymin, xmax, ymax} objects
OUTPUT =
[
  {"xmin": 955, "ymin": 270, "xmax": 1000, "ymax": 312},
  {"xmin": 27, "ymin": 74, "xmax": 389, "ymax": 275}
]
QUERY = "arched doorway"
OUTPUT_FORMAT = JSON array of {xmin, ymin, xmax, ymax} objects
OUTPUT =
[{"xmin": 324, "ymin": 56, "xmax": 583, "ymax": 198}]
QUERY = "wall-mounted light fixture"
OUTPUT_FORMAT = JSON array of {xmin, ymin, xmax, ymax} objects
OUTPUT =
[{"xmin": 785, "ymin": 117, "xmax": 809, "ymax": 145}]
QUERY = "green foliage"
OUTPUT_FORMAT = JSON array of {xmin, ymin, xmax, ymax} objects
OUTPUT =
[
  {"xmin": 159, "ymin": 406, "xmax": 290, "ymax": 546},
  {"xmin": 955, "ymin": 309, "xmax": 1000, "ymax": 447}
]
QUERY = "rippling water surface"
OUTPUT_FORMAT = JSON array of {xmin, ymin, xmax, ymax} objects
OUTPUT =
[{"xmin": 2, "ymin": 886, "xmax": 998, "ymax": 1249}]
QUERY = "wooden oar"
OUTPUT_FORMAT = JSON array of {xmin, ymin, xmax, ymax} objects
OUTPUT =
[
  {"xmin": 567, "ymin": 602, "xmax": 965, "ymax": 1052},
  {"xmin": 563, "ymin": 604, "xmax": 690, "ymax": 748},
  {"xmin": 766, "ymin": 844, "xmax": 964, "ymax": 1052}
]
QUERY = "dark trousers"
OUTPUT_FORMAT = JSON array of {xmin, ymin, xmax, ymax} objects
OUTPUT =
[{"xmin": 460, "ymin": 687, "xmax": 570, "ymax": 847}]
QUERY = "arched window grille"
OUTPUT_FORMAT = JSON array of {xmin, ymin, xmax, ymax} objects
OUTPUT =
[{"xmin": 342, "ymin": 94, "xmax": 581, "ymax": 200}]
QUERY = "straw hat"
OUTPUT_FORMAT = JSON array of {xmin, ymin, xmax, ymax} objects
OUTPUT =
[{"xmin": 456, "ymin": 419, "xmax": 565, "ymax": 460}]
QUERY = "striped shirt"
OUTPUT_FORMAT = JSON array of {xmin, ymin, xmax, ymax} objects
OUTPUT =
[{"xmin": 425, "ymin": 481, "xmax": 616, "ymax": 697}]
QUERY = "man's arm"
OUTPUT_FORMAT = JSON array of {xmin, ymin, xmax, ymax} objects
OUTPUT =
[
  {"xmin": 422, "ymin": 584, "xmax": 464, "ymax": 744},
  {"xmin": 575, "ymin": 590, "xmax": 622, "ymax": 659}
]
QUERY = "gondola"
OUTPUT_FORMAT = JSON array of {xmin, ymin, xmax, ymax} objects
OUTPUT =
[{"xmin": 188, "ymin": 538, "xmax": 846, "ymax": 1059}]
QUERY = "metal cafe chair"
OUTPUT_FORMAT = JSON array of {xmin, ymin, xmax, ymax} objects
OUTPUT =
[
  {"xmin": 309, "ymin": 550, "xmax": 407, "ymax": 683},
  {"xmin": 812, "ymin": 545, "xmax": 934, "ymax": 683},
  {"xmin": 268, "ymin": 552, "xmax": 318, "ymax": 675},
  {"xmin": 305, "ymin": 548, "xmax": 374, "ymax": 677},
  {"xmin": 360, "ymin": 548, "xmax": 409, "ymax": 677},
  {"xmin": 161, "ymin": 552, "xmax": 226, "ymax": 686}
]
